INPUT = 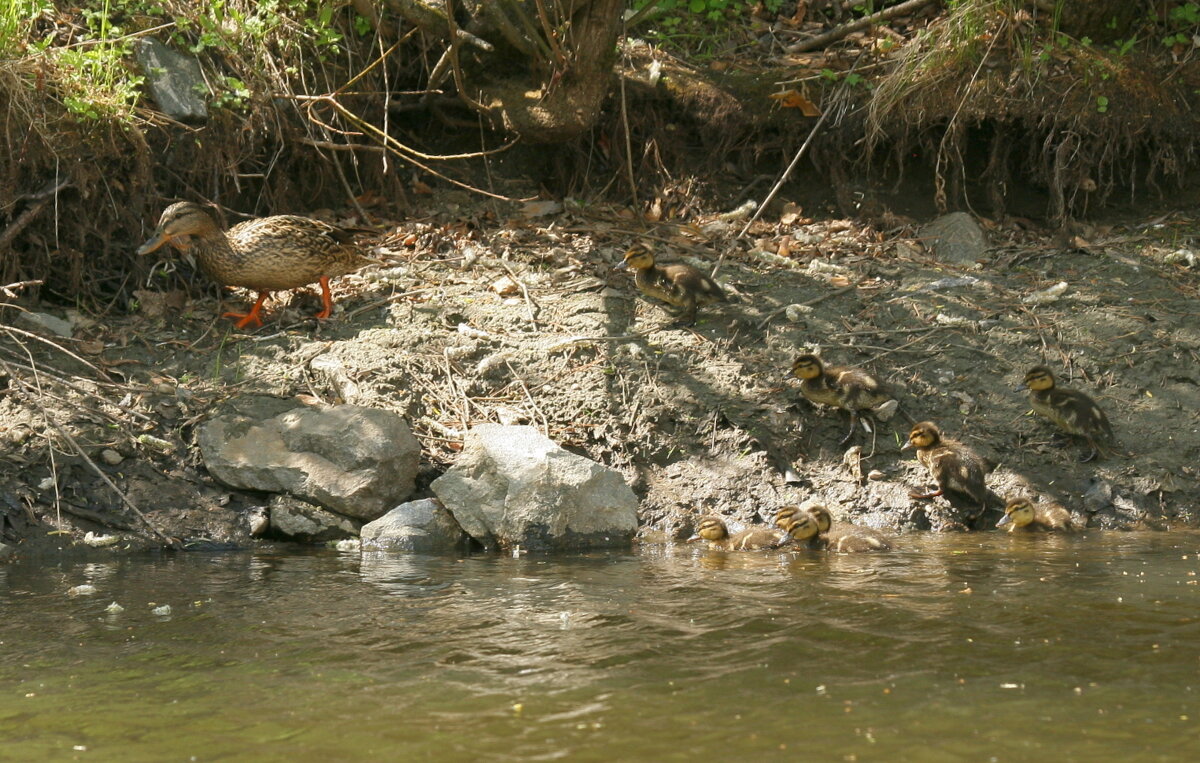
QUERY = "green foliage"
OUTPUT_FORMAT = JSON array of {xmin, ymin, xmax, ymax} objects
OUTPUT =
[
  {"xmin": 1095, "ymin": 95, "xmax": 1109, "ymax": 113},
  {"xmin": 631, "ymin": 0, "xmax": 763, "ymax": 54},
  {"xmin": 4, "ymin": 1, "xmax": 356, "ymax": 124}
]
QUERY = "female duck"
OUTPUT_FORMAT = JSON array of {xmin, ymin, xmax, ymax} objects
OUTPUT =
[
  {"xmin": 615, "ymin": 243, "xmax": 726, "ymax": 326},
  {"xmin": 1021, "ymin": 366, "xmax": 1116, "ymax": 462},
  {"xmin": 138, "ymin": 201, "xmax": 369, "ymax": 329},
  {"xmin": 790, "ymin": 354, "xmax": 897, "ymax": 446}
]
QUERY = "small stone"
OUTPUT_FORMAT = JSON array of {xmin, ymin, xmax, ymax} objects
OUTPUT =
[
  {"xmin": 867, "ymin": 469, "xmax": 886, "ymax": 481},
  {"xmin": 99, "ymin": 448, "xmax": 124, "ymax": 466},
  {"xmin": 491, "ymin": 275, "xmax": 520, "ymax": 296}
]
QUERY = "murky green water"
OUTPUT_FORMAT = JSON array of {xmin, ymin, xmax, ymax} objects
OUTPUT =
[{"xmin": 2, "ymin": 531, "xmax": 1199, "ymax": 761}]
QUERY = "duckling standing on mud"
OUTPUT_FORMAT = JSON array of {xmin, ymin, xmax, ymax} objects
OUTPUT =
[
  {"xmin": 688, "ymin": 515, "xmax": 791, "ymax": 551},
  {"xmin": 775, "ymin": 504, "xmax": 892, "ymax": 552},
  {"xmin": 138, "ymin": 201, "xmax": 370, "ymax": 329},
  {"xmin": 615, "ymin": 242, "xmax": 726, "ymax": 326},
  {"xmin": 790, "ymin": 354, "xmax": 898, "ymax": 446},
  {"xmin": 903, "ymin": 420, "xmax": 995, "ymax": 523},
  {"xmin": 1021, "ymin": 366, "xmax": 1116, "ymax": 462},
  {"xmin": 997, "ymin": 497, "xmax": 1078, "ymax": 533}
]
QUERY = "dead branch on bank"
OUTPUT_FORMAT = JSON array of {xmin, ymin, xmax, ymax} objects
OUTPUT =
[{"xmin": 786, "ymin": 0, "xmax": 941, "ymax": 53}]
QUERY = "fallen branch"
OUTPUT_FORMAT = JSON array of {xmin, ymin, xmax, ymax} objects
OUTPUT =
[{"xmin": 786, "ymin": 0, "xmax": 940, "ymax": 53}]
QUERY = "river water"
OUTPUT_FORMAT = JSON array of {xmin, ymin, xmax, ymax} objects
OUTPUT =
[{"xmin": 2, "ymin": 531, "xmax": 1198, "ymax": 761}]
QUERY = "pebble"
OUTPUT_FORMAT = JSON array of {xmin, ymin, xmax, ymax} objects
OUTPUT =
[
  {"xmin": 867, "ymin": 469, "xmax": 886, "ymax": 481},
  {"xmin": 99, "ymin": 448, "xmax": 124, "ymax": 466}
]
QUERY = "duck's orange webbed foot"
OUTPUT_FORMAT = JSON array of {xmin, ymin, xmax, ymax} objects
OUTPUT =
[
  {"xmin": 224, "ymin": 291, "xmax": 269, "ymax": 329},
  {"xmin": 313, "ymin": 276, "xmax": 335, "ymax": 320}
]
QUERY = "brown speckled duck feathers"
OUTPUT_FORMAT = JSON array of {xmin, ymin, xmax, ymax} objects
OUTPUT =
[{"xmin": 138, "ymin": 201, "xmax": 369, "ymax": 328}]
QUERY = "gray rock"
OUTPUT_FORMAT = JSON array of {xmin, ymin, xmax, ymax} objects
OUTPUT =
[
  {"xmin": 99, "ymin": 448, "xmax": 124, "ymax": 466},
  {"xmin": 0, "ymin": 542, "xmax": 12, "ymax": 560},
  {"xmin": 267, "ymin": 495, "xmax": 360, "ymax": 542},
  {"xmin": 431, "ymin": 424, "xmax": 638, "ymax": 551},
  {"xmin": 921, "ymin": 212, "xmax": 988, "ymax": 266},
  {"xmin": 15, "ymin": 311, "xmax": 74, "ymax": 337},
  {"xmin": 135, "ymin": 38, "xmax": 207, "ymax": 123},
  {"xmin": 360, "ymin": 498, "xmax": 469, "ymax": 552},
  {"xmin": 198, "ymin": 402, "xmax": 421, "ymax": 520}
]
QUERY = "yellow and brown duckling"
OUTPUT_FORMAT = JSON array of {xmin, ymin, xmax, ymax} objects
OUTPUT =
[
  {"xmin": 138, "ymin": 201, "xmax": 370, "ymax": 329},
  {"xmin": 903, "ymin": 420, "xmax": 994, "ymax": 521},
  {"xmin": 790, "ymin": 354, "xmax": 897, "ymax": 446},
  {"xmin": 775, "ymin": 504, "xmax": 892, "ymax": 552},
  {"xmin": 615, "ymin": 242, "xmax": 726, "ymax": 326},
  {"xmin": 688, "ymin": 515, "xmax": 791, "ymax": 551},
  {"xmin": 997, "ymin": 497, "xmax": 1078, "ymax": 533},
  {"xmin": 1021, "ymin": 366, "xmax": 1116, "ymax": 463}
]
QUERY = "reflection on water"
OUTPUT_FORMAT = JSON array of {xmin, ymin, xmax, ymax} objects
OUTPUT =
[{"xmin": 2, "ymin": 531, "xmax": 1199, "ymax": 761}]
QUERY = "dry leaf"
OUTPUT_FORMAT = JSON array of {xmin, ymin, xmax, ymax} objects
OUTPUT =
[
  {"xmin": 768, "ymin": 89, "xmax": 821, "ymax": 117},
  {"xmin": 781, "ymin": 202, "xmax": 802, "ymax": 226}
]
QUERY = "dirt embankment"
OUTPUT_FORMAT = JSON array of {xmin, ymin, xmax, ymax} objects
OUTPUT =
[{"xmin": 3, "ymin": 191, "xmax": 1198, "ymax": 554}]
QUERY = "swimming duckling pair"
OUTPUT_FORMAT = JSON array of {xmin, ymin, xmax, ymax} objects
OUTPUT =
[
  {"xmin": 790, "ymin": 354, "xmax": 898, "ymax": 446},
  {"xmin": 774, "ymin": 504, "xmax": 893, "ymax": 552},
  {"xmin": 688, "ymin": 516, "xmax": 791, "ymax": 551},
  {"xmin": 615, "ymin": 243, "xmax": 727, "ymax": 326},
  {"xmin": 689, "ymin": 503, "xmax": 891, "ymax": 553}
]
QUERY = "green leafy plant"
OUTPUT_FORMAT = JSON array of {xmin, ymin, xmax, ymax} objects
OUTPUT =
[{"xmin": 1095, "ymin": 95, "xmax": 1109, "ymax": 113}]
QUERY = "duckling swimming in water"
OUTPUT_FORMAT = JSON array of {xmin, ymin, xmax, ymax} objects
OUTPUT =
[
  {"xmin": 688, "ymin": 515, "xmax": 790, "ymax": 551},
  {"xmin": 997, "ymin": 497, "xmax": 1078, "ymax": 533},
  {"xmin": 790, "ymin": 354, "xmax": 897, "ymax": 446},
  {"xmin": 1021, "ymin": 366, "xmax": 1116, "ymax": 463},
  {"xmin": 903, "ymin": 420, "xmax": 995, "ymax": 524},
  {"xmin": 775, "ymin": 504, "xmax": 892, "ymax": 552},
  {"xmin": 615, "ymin": 242, "xmax": 726, "ymax": 326}
]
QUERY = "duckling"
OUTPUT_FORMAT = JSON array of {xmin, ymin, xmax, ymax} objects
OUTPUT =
[
  {"xmin": 903, "ymin": 420, "xmax": 995, "ymax": 522},
  {"xmin": 790, "ymin": 354, "xmax": 897, "ymax": 446},
  {"xmin": 774, "ymin": 504, "xmax": 827, "ymax": 548},
  {"xmin": 688, "ymin": 515, "xmax": 790, "ymax": 551},
  {"xmin": 775, "ymin": 504, "xmax": 892, "ymax": 552},
  {"xmin": 997, "ymin": 497, "xmax": 1078, "ymax": 533},
  {"xmin": 615, "ymin": 242, "xmax": 726, "ymax": 326},
  {"xmin": 138, "ymin": 201, "xmax": 370, "ymax": 329},
  {"xmin": 1021, "ymin": 366, "xmax": 1116, "ymax": 462}
]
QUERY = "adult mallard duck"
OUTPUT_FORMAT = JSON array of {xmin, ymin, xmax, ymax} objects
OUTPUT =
[
  {"xmin": 790, "ymin": 354, "xmax": 898, "ymax": 446},
  {"xmin": 775, "ymin": 504, "xmax": 892, "ymax": 552},
  {"xmin": 903, "ymin": 420, "xmax": 995, "ymax": 523},
  {"xmin": 615, "ymin": 242, "xmax": 726, "ymax": 326},
  {"xmin": 997, "ymin": 497, "xmax": 1078, "ymax": 533},
  {"xmin": 1021, "ymin": 366, "xmax": 1116, "ymax": 462},
  {"xmin": 688, "ymin": 515, "xmax": 790, "ymax": 551},
  {"xmin": 137, "ymin": 201, "xmax": 370, "ymax": 329}
]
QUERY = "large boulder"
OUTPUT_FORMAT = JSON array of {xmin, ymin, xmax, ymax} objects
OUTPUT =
[
  {"xmin": 431, "ymin": 424, "xmax": 638, "ymax": 551},
  {"xmin": 198, "ymin": 402, "xmax": 420, "ymax": 520},
  {"xmin": 360, "ymin": 498, "xmax": 469, "ymax": 552}
]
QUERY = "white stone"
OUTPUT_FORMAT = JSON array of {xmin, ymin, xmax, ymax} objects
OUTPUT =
[{"xmin": 431, "ymin": 424, "xmax": 638, "ymax": 552}]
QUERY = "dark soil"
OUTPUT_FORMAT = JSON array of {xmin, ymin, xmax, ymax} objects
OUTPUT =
[{"xmin": 3, "ymin": 181, "xmax": 1199, "ymax": 556}]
